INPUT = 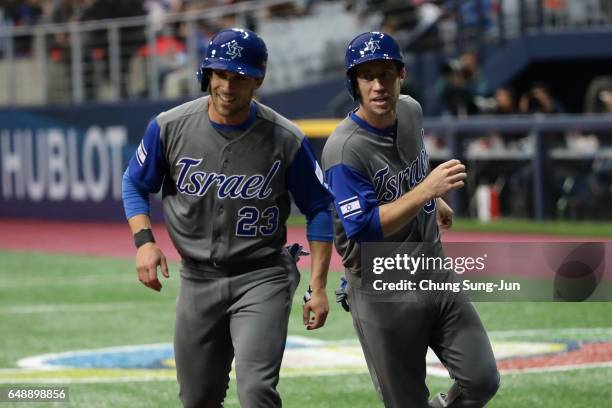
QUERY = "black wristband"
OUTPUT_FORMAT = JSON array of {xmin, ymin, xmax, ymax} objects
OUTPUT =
[{"xmin": 134, "ymin": 228, "xmax": 155, "ymax": 248}]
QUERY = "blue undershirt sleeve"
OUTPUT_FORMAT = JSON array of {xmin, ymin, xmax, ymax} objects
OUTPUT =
[
  {"xmin": 286, "ymin": 139, "xmax": 335, "ymax": 240},
  {"xmin": 127, "ymin": 118, "xmax": 167, "ymax": 193},
  {"xmin": 305, "ymin": 207, "xmax": 333, "ymax": 242},
  {"xmin": 286, "ymin": 138, "xmax": 334, "ymax": 242},
  {"xmin": 122, "ymin": 169, "xmax": 151, "ymax": 219}
]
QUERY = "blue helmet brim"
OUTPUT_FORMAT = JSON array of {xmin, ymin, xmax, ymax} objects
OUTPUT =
[
  {"xmin": 199, "ymin": 59, "xmax": 265, "ymax": 92},
  {"xmin": 346, "ymin": 54, "xmax": 405, "ymax": 74},
  {"xmin": 202, "ymin": 59, "xmax": 265, "ymax": 78}
]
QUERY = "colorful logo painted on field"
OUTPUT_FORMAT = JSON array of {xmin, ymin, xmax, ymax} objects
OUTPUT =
[{"xmin": 2, "ymin": 333, "xmax": 612, "ymax": 384}]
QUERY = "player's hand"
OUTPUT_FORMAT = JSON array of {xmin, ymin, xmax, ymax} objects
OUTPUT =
[
  {"xmin": 135, "ymin": 243, "xmax": 169, "ymax": 292},
  {"xmin": 420, "ymin": 159, "xmax": 466, "ymax": 199},
  {"xmin": 436, "ymin": 198, "xmax": 454, "ymax": 230},
  {"xmin": 303, "ymin": 288, "xmax": 329, "ymax": 330}
]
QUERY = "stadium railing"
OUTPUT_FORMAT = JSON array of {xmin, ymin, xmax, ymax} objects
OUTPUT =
[
  {"xmin": 0, "ymin": 0, "xmax": 359, "ymax": 107},
  {"xmin": 296, "ymin": 113, "xmax": 612, "ymax": 220}
]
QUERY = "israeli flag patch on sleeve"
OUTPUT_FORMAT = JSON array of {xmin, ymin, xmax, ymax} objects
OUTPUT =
[
  {"xmin": 136, "ymin": 140, "xmax": 147, "ymax": 166},
  {"xmin": 339, "ymin": 196, "xmax": 362, "ymax": 218}
]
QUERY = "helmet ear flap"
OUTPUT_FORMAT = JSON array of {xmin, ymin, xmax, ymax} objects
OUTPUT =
[
  {"xmin": 350, "ymin": 75, "xmax": 359, "ymax": 102},
  {"xmin": 199, "ymin": 68, "xmax": 211, "ymax": 92},
  {"xmin": 345, "ymin": 68, "xmax": 359, "ymax": 101}
]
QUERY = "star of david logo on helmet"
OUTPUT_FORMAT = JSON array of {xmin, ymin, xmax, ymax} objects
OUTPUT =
[
  {"xmin": 225, "ymin": 41, "xmax": 244, "ymax": 60},
  {"xmin": 362, "ymin": 38, "xmax": 380, "ymax": 55}
]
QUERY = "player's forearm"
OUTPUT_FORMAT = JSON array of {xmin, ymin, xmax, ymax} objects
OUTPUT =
[
  {"xmin": 308, "ymin": 240, "xmax": 332, "ymax": 291},
  {"xmin": 127, "ymin": 214, "xmax": 153, "ymax": 235},
  {"xmin": 378, "ymin": 182, "xmax": 431, "ymax": 237}
]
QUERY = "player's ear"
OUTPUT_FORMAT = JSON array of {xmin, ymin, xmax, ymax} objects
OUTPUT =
[
  {"xmin": 399, "ymin": 66, "xmax": 406, "ymax": 81},
  {"xmin": 254, "ymin": 77, "xmax": 264, "ymax": 89}
]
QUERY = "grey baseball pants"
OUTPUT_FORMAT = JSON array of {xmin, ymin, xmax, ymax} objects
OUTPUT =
[
  {"xmin": 347, "ymin": 273, "xmax": 499, "ymax": 408},
  {"xmin": 174, "ymin": 254, "xmax": 300, "ymax": 408}
]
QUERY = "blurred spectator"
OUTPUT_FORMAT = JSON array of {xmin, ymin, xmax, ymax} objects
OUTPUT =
[
  {"xmin": 457, "ymin": 0, "xmax": 493, "ymax": 31},
  {"xmin": 51, "ymin": 0, "xmax": 83, "ymax": 23},
  {"xmin": 460, "ymin": 52, "xmax": 487, "ymax": 97},
  {"xmin": 519, "ymin": 82, "xmax": 564, "ymax": 114},
  {"xmin": 2, "ymin": 0, "xmax": 43, "ymax": 26},
  {"xmin": 436, "ymin": 0, "xmax": 494, "ymax": 50},
  {"xmin": 400, "ymin": 68, "xmax": 422, "ymax": 105},
  {"xmin": 486, "ymin": 86, "xmax": 526, "ymax": 157},
  {"xmin": 268, "ymin": 1, "xmax": 308, "ymax": 18},
  {"xmin": 598, "ymin": 90, "xmax": 612, "ymax": 113},
  {"xmin": 1, "ymin": 0, "xmax": 44, "ymax": 55},
  {"xmin": 48, "ymin": 0, "xmax": 83, "ymax": 61},
  {"xmin": 175, "ymin": 19, "xmax": 218, "ymax": 61},
  {"xmin": 515, "ymin": 82, "xmax": 565, "ymax": 218},
  {"xmin": 436, "ymin": 51, "xmax": 489, "ymax": 117},
  {"xmin": 349, "ymin": 0, "xmax": 443, "ymax": 52},
  {"xmin": 134, "ymin": 29, "xmax": 188, "ymax": 98},
  {"xmin": 184, "ymin": 1, "xmax": 257, "ymax": 31},
  {"xmin": 437, "ymin": 58, "xmax": 479, "ymax": 117},
  {"xmin": 381, "ymin": 0, "xmax": 419, "ymax": 32},
  {"xmin": 146, "ymin": 0, "xmax": 185, "ymax": 34},
  {"xmin": 381, "ymin": 15, "xmax": 409, "ymax": 45},
  {"xmin": 79, "ymin": 0, "xmax": 147, "ymax": 99},
  {"xmin": 80, "ymin": 0, "xmax": 146, "ymax": 25},
  {"xmin": 493, "ymin": 86, "xmax": 517, "ymax": 115},
  {"xmin": 584, "ymin": 76, "xmax": 612, "ymax": 113}
]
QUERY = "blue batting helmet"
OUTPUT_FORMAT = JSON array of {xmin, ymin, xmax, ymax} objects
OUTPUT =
[
  {"xmin": 344, "ymin": 31, "xmax": 404, "ymax": 100},
  {"xmin": 197, "ymin": 28, "xmax": 268, "ymax": 92}
]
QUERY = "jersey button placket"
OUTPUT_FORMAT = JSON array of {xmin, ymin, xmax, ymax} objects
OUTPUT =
[
  {"xmin": 212, "ymin": 146, "xmax": 230, "ymax": 268},
  {"xmin": 221, "ymin": 143, "xmax": 232, "ymax": 171}
]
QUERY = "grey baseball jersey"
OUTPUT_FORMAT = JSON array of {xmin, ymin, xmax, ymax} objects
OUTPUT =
[
  {"xmin": 128, "ymin": 96, "xmax": 332, "ymax": 265},
  {"xmin": 322, "ymin": 95, "xmax": 499, "ymax": 407},
  {"xmin": 322, "ymin": 95, "xmax": 439, "ymax": 274}
]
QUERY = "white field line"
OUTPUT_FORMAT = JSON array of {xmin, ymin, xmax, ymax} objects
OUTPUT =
[
  {"xmin": 489, "ymin": 327, "xmax": 612, "ymax": 338},
  {"xmin": 500, "ymin": 361, "xmax": 612, "ymax": 375},
  {"xmin": 0, "ymin": 301, "xmax": 169, "ymax": 315},
  {"xmin": 0, "ymin": 275, "xmax": 139, "ymax": 288},
  {"xmin": 0, "ymin": 373, "xmax": 177, "ymax": 384},
  {"xmin": 0, "ymin": 368, "xmax": 371, "ymax": 384}
]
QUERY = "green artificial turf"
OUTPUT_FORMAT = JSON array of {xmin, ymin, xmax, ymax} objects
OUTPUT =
[{"xmin": 1, "ymin": 250, "xmax": 611, "ymax": 407}]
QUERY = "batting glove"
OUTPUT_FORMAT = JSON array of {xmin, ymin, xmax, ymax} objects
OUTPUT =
[
  {"xmin": 286, "ymin": 243, "xmax": 309, "ymax": 263},
  {"xmin": 303, "ymin": 285, "xmax": 313, "ymax": 305},
  {"xmin": 335, "ymin": 276, "xmax": 350, "ymax": 312}
]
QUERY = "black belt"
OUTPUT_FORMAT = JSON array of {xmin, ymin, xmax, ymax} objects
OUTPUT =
[{"xmin": 181, "ymin": 251, "xmax": 287, "ymax": 276}]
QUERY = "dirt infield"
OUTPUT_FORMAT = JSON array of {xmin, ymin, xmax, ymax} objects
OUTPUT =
[{"xmin": 0, "ymin": 219, "xmax": 605, "ymax": 272}]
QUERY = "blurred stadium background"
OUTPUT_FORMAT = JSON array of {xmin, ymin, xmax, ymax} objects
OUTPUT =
[
  {"xmin": 1, "ymin": 0, "xmax": 612, "ymax": 407},
  {"xmin": 2, "ymin": 0, "xmax": 612, "ymax": 221}
]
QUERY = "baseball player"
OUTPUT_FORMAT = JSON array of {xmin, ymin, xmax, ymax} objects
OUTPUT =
[
  {"xmin": 321, "ymin": 32, "xmax": 499, "ymax": 407},
  {"xmin": 121, "ymin": 28, "xmax": 333, "ymax": 408}
]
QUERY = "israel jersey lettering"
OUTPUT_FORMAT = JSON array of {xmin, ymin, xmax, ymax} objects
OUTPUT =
[
  {"xmin": 322, "ymin": 95, "xmax": 439, "ymax": 273},
  {"xmin": 127, "ymin": 97, "xmax": 332, "ymax": 264}
]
